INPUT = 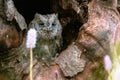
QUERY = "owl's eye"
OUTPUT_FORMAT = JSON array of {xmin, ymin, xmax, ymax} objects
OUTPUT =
[
  {"xmin": 39, "ymin": 21, "xmax": 44, "ymax": 26},
  {"xmin": 52, "ymin": 22, "xmax": 56, "ymax": 26}
]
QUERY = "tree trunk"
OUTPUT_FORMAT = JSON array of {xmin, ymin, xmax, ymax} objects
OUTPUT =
[{"xmin": 0, "ymin": 0, "xmax": 120, "ymax": 80}]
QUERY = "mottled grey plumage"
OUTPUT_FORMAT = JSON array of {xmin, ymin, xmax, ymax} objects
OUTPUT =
[{"xmin": 29, "ymin": 13, "xmax": 62, "ymax": 63}]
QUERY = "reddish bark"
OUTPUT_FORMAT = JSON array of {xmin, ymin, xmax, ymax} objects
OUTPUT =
[{"xmin": 0, "ymin": 0, "xmax": 120, "ymax": 80}]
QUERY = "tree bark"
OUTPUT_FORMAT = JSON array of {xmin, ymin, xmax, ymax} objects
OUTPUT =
[{"xmin": 0, "ymin": 0, "xmax": 120, "ymax": 80}]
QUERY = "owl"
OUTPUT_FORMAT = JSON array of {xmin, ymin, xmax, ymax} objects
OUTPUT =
[{"xmin": 28, "ymin": 13, "xmax": 62, "ymax": 63}]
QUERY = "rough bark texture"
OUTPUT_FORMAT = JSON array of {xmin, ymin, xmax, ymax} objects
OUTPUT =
[
  {"xmin": 55, "ymin": 44, "xmax": 86, "ymax": 77},
  {"xmin": 54, "ymin": 0, "xmax": 120, "ymax": 80},
  {"xmin": 0, "ymin": 0, "xmax": 27, "ymax": 80},
  {"xmin": 5, "ymin": 0, "xmax": 27, "ymax": 30},
  {"xmin": 0, "ymin": 0, "xmax": 120, "ymax": 80},
  {"xmin": 75, "ymin": 0, "xmax": 120, "ymax": 79}
]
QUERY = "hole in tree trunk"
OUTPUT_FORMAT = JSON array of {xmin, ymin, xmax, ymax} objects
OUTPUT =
[
  {"xmin": 13, "ymin": 0, "xmax": 53, "ymax": 24},
  {"xmin": 13, "ymin": 0, "xmax": 83, "ymax": 50}
]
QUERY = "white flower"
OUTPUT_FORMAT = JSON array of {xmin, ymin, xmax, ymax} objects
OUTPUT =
[
  {"xmin": 26, "ymin": 28, "xmax": 37, "ymax": 48},
  {"xmin": 104, "ymin": 55, "xmax": 112, "ymax": 71}
]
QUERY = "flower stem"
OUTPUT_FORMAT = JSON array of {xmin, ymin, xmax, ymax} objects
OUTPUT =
[
  {"xmin": 30, "ymin": 48, "xmax": 33, "ymax": 80},
  {"xmin": 108, "ymin": 71, "xmax": 112, "ymax": 80}
]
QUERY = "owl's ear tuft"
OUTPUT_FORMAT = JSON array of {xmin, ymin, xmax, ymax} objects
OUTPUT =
[
  {"xmin": 34, "ymin": 13, "xmax": 40, "ymax": 19},
  {"xmin": 55, "ymin": 13, "xmax": 58, "ymax": 17},
  {"xmin": 35, "ymin": 13, "xmax": 40, "ymax": 16}
]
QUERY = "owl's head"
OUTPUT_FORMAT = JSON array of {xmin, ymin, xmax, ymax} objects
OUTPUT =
[{"xmin": 30, "ymin": 13, "xmax": 62, "ymax": 39}]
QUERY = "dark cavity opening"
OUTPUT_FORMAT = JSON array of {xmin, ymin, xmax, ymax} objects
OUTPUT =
[
  {"xmin": 13, "ymin": 0, "xmax": 83, "ymax": 50},
  {"xmin": 13, "ymin": 0, "xmax": 53, "ymax": 24}
]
